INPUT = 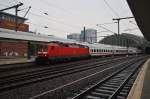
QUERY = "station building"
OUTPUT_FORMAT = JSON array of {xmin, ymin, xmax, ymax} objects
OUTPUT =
[{"xmin": 0, "ymin": 12, "xmax": 29, "ymax": 57}]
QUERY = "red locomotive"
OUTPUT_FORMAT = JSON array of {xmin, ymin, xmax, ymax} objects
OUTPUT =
[
  {"xmin": 36, "ymin": 41, "xmax": 141, "ymax": 63},
  {"xmin": 36, "ymin": 42, "xmax": 89, "ymax": 63}
]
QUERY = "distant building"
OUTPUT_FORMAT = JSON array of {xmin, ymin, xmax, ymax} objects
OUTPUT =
[
  {"xmin": 0, "ymin": 12, "xmax": 29, "ymax": 32},
  {"xmin": 67, "ymin": 33, "xmax": 81, "ymax": 41},
  {"xmin": 81, "ymin": 28, "xmax": 97, "ymax": 43}
]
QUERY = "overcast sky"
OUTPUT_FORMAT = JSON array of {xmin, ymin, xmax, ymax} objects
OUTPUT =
[{"xmin": 0, "ymin": 0, "xmax": 143, "ymax": 40}]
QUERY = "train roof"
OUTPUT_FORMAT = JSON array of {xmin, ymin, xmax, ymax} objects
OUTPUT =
[{"xmin": 80, "ymin": 42, "xmax": 128, "ymax": 50}]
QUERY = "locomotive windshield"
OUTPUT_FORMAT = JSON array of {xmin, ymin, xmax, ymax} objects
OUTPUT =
[{"xmin": 37, "ymin": 44, "xmax": 48, "ymax": 52}]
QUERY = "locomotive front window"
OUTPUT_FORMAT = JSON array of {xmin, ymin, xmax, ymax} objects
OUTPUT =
[{"xmin": 37, "ymin": 44, "xmax": 48, "ymax": 52}]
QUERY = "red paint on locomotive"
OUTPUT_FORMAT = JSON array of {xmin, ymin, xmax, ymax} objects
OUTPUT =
[{"xmin": 36, "ymin": 42, "xmax": 89, "ymax": 61}]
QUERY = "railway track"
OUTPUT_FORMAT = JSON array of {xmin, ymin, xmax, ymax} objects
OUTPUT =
[
  {"xmin": 71, "ymin": 57, "xmax": 146, "ymax": 99},
  {"xmin": 0, "ymin": 56, "xmax": 126, "ymax": 78},
  {"xmin": 0, "ymin": 56, "xmax": 116, "ymax": 71},
  {"xmin": 0, "ymin": 56, "xmax": 134, "ymax": 92}
]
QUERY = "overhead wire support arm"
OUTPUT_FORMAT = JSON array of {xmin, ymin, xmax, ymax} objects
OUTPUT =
[
  {"xmin": 112, "ymin": 16, "xmax": 134, "ymax": 46},
  {"xmin": 0, "ymin": 3, "xmax": 23, "ymax": 31},
  {"xmin": 112, "ymin": 17, "xmax": 134, "ymax": 21},
  {"xmin": 24, "ymin": 6, "xmax": 31, "ymax": 17},
  {"xmin": 0, "ymin": 3, "xmax": 23, "ymax": 12},
  {"xmin": 16, "ymin": 6, "xmax": 31, "ymax": 31}
]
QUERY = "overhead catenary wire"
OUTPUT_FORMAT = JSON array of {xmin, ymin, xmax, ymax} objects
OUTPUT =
[
  {"xmin": 31, "ymin": 0, "xmax": 85, "ymax": 27},
  {"xmin": 2, "ymin": 3, "xmax": 82, "ymax": 30},
  {"xmin": 26, "ymin": 21, "xmax": 70, "ymax": 33},
  {"xmin": 39, "ymin": 0, "xmax": 73, "ymax": 15},
  {"xmin": 103, "ymin": 0, "xmax": 120, "ymax": 17},
  {"xmin": 0, "ymin": 3, "xmax": 74, "ymax": 34},
  {"xmin": 25, "ymin": 11, "xmax": 81, "ymax": 30},
  {"xmin": 97, "ymin": 24, "xmax": 117, "ymax": 34}
]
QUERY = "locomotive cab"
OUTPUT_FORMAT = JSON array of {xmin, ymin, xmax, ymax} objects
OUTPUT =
[
  {"xmin": 36, "ymin": 44, "xmax": 49, "ymax": 63},
  {"xmin": 37, "ymin": 44, "xmax": 48, "ymax": 57}
]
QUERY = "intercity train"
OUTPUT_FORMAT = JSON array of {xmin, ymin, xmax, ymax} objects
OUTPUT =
[{"xmin": 35, "ymin": 41, "xmax": 141, "ymax": 63}]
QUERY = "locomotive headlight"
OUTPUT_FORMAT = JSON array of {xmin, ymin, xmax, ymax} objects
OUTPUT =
[{"xmin": 43, "ymin": 52, "xmax": 48, "ymax": 54}]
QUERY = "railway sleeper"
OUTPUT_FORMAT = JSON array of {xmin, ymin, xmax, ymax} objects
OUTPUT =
[
  {"xmin": 102, "ymin": 84, "xmax": 120, "ymax": 88},
  {"xmin": 99, "ymin": 86, "xmax": 116, "ymax": 92},
  {"xmin": 95, "ymin": 88, "xmax": 114, "ymax": 94},
  {"xmin": 90, "ymin": 91, "xmax": 110, "ymax": 98},
  {"xmin": 116, "ymin": 95, "xmax": 126, "ymax": 99}
]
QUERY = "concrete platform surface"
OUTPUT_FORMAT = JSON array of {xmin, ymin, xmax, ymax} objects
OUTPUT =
[
  {"xmin": 127, "ymin": 58, "xmax": 150, "ymax": 99},
  {"xmin": 0, "ymin": 57, "xmax": 35, "ymax": 65},
  {"xmin": 141, "ymin": 59, "xmax": 150, "ymax": 99}
]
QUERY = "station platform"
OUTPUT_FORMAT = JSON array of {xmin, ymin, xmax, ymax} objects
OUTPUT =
[
  {"xmin": 0, "ymin": 57, "xmax": 35, "ymax": 65},
  {"xmin": 127, "ymin": 58, "xmax": 150, "ymax": 99}
]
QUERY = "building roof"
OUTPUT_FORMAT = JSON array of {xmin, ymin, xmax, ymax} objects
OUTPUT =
[
  {"xmin": 127, "ymin": 0, "xmax": 150, "ymax": 42},
  {"xmin": 0, "ymin": 12, "xmax": 27, "ymax": 20},
  {"xmin": 0, "ymin": 28, "xmax": 77, "ymax": 43}
]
